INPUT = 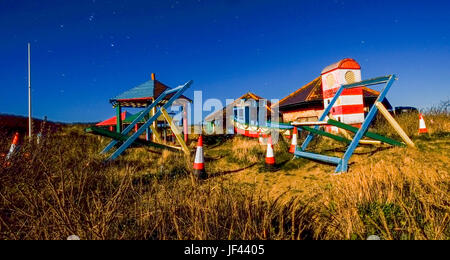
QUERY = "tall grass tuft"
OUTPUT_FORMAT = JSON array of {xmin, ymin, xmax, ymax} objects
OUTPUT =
[{"xmin": 0, "ymin": 109, "xmax": 449, "ymax": 240}]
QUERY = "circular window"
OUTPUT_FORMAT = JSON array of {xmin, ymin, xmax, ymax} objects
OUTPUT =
[
  {"xmin": 345, "ymin": 71, "xmax": 356, "ymax": 84},
  {"xmin": 326, "ymin": 74, "xmax": 335, "ymax": 87}
]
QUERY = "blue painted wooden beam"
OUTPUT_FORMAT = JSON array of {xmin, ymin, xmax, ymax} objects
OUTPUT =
[
  {"xmin": 294, "ymin": 149, "xmax": 341, "ymax": 165},
  {"xmin": 342, "ymin": 75, "xmax": 391, "ymax": 89}
]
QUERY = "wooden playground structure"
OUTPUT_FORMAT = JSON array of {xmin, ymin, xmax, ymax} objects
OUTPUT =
[
  {"xmin": 86, "ymin": 74, "xmax": 192, "ymax": 160},
  {"xmin": 84, "ymin": 59, "xmax": 416, "ymax": 174},
  {"xmin": 291, "ymin": 74, "xmax": 415, "ymax": 173},
  {"xmin": 231, "ymin": 74, "xmax": 415, "ymax": 173}
]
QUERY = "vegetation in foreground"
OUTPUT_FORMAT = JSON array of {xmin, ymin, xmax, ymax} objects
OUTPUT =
[{"xmin": 0, "ymin": 109, "xmax": 449, "ymax": 240}]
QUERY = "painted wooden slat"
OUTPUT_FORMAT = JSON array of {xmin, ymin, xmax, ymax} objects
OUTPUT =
[
  {"xmin": 327, "ymin": 119, "xmax": 404, "ymax": 147},
  {"xmin": 375, "ymin": 102, "xmax": 415, "ymax": 148},
  {"xmin": 160, "ymin": 107, "xmax": 190, "ymax": 155},
  {"xmin": 342, "ymin": 76, "xmax": 391, "ymax": 89},
  {"xmin": 86, "ymin": 126, "xmax": 181, "ymax": 151},
  {"xmin": 150, "ymin": 125, "xmax": 162, "ymax": 142},
  {"xmin": 291, "ymin": 121, "xmax": 329, "ymax": 126},
  {"xmin": 116, "ymin": 105, "xmax": 122, "ymax": 133},
  {"xmin": 294, "ymin": 149, "xmax": 341, "ymax": 165},
  {"xmin": 300, "ymin": 126, "xmax": 352, "ymax": 144},
  {"xmin": 359, "ymin": 140, "xmax": 382, "ymax": 145}
]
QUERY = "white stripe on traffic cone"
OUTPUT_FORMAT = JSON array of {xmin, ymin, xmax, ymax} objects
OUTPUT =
[
  {"xmin": 265, "ymin": 136, "xmax": 275, "ymax": 170},
  {"xmin": 289, "ymin": 127, "xmax": 298, "ymax": 153},
  {"xmin": 419, "ymin": 113, "xmax": 428, "ymax": 134},
  {"xmin": 193, "ymin": 135, "xmax": 207, "ymax": 179}
]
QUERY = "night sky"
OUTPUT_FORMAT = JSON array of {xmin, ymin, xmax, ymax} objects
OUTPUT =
[{"xmin": 0, "ymin": 0, "xmax": 449, "ymax": 123}]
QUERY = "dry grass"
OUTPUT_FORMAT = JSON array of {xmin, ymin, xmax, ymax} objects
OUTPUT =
[{"xmin": 0, "ymin": 110, "xmax": 448, "ymax": 240}]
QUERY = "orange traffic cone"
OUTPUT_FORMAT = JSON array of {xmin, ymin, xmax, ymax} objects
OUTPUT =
[
  {"xmin": 289, "ymin": 127, "xmax": 298, "ymax": 153},
  {"xmin": 6, "ymin": 132, "xmax": 19, "ymax": 160},
  {"xmin": 193, "ymin": 135, "xmax": 207, "ymax": 179},
  {"xmin": 265, "ymin": 136, "xmax": 276, "ymax": 170},
  {"xmin": 419, "ymin": 113, "xmax": 428, "ymax": 134}
]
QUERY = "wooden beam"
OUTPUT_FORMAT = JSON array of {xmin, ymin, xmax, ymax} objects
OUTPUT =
[
  {"xmin": 291, "ymin": 121, "xmax": 329, "ymax": 126},
  {"xmin": 151, "ymin": 106, "xmax": 157, "ymax": 142},
  {"xmin": 150, "ymin": 125, "xmax": 162, "ymax": 143},
  {"xmin": 86, "ymin": 126, "xmax": 181, "ymax": 152},
  {"xmin": 328, "ymin": 114, "xmax": 353, "ymax": 140},
  {"xmin": 160, "ymin": 107, "xmax": 190, "ymax": 155},
  {"xmin": 327, "ymin": 119, "xmax": 405, "ymax": 147},
  {"xmin": 300, "ymin": 126, "xmax": 352, "ymax": 144},
  {"xmin": 375, "ymin": 102, "xmax": 415, "ymax": 148},
  {"xmin": 359, "ymin": 140, "xmax": 382, "ymax": 145},
  {"xmin": 116, "ymin": 105, "xmax": 122, "ymax": 133}
]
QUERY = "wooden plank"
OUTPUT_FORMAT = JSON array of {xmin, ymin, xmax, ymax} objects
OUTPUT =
[
  {"xmin": 342, "ymin": 75, "xmax": 391, "ymax": 89},
  {"xmin": 300, "ymin": 126, "xmax": 352, "ymax": 144},
  {"xmin": 116, "ymin": 105, "xmax": 122, "ymax": 133},
  {"xmin": 151, "ymin": 106, "xmax": 160, "ymax": 142},
  {"xmin": 294, "ymin": 150, "xmax": 341, "ymax": 165},
  {"xmin": 359, "ymin": 140, "xmax": 382, "ymax": 145},
  {"xmin": 160, "ymin": 107, "xmax": 190, "ymax": 155},
  {"xmin": 150, "ymin": 125, "xmax": 162, "ymax": 143},
  {"xmin": 327, "ymin": 119, "xmax": 405, "ymax": 147},
  {"xmin": 375, "ymin": 102, "xmax": 415, "ymax": 148},
  {"xmin": 291, "ymin": 121, "xmax": 329, "ymax": 126},
  {"xmin": 86, "ymin": 126, "xmax": 181, "ymax": 151}
]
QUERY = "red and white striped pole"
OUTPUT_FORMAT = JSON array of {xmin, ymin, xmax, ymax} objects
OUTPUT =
[{"xmin": 193, "ymin": 135, "xmax": 207, "ymax": 179}]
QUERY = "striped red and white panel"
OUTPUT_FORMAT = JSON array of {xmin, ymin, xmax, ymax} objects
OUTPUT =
[{"xmin": 321, "ymin": 68, "xmax": 364, "ymax": 132}]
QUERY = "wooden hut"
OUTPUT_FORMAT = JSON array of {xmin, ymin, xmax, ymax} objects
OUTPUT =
[{"xmin": 204, "ymin": 92, "xmax": 277, "ymax": 135}]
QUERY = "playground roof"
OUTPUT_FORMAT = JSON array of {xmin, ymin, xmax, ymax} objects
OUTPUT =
[
  {"xmin": 110, "ymin": 78, "xmax": 192, "ymax": 108},
  {"xmin": 274, "ymin": 76, "xmax": 390, "ymax": 110},
  {"xmin": 205, "ymin": 92, "xmax": 274, "ymax": 121},
  {"xmin": 96, "ymin": 111, "xmax": 132, "ymax": 126}
]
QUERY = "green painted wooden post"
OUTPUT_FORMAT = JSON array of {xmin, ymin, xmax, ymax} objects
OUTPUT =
[
  {"xmin": 116, "ymin": 105, "xmax": 122, "ymax": 133},
  {"xmin": 300, "ymin": 126, "xmax": 352, "ymax": 144},
  {"xmin": 327, "ymin": 119, "xmax": 405, "ymax": 147}
]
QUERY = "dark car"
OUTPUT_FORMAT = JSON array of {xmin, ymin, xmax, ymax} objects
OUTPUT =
[{"xmin": 394, "ymin": 106, "xmax": 419, "ymax": 115}]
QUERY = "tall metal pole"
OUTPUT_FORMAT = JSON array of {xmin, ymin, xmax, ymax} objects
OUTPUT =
[{"xmin": 28, "ymin": 43, "xmax": 32, "ymax": 140}]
